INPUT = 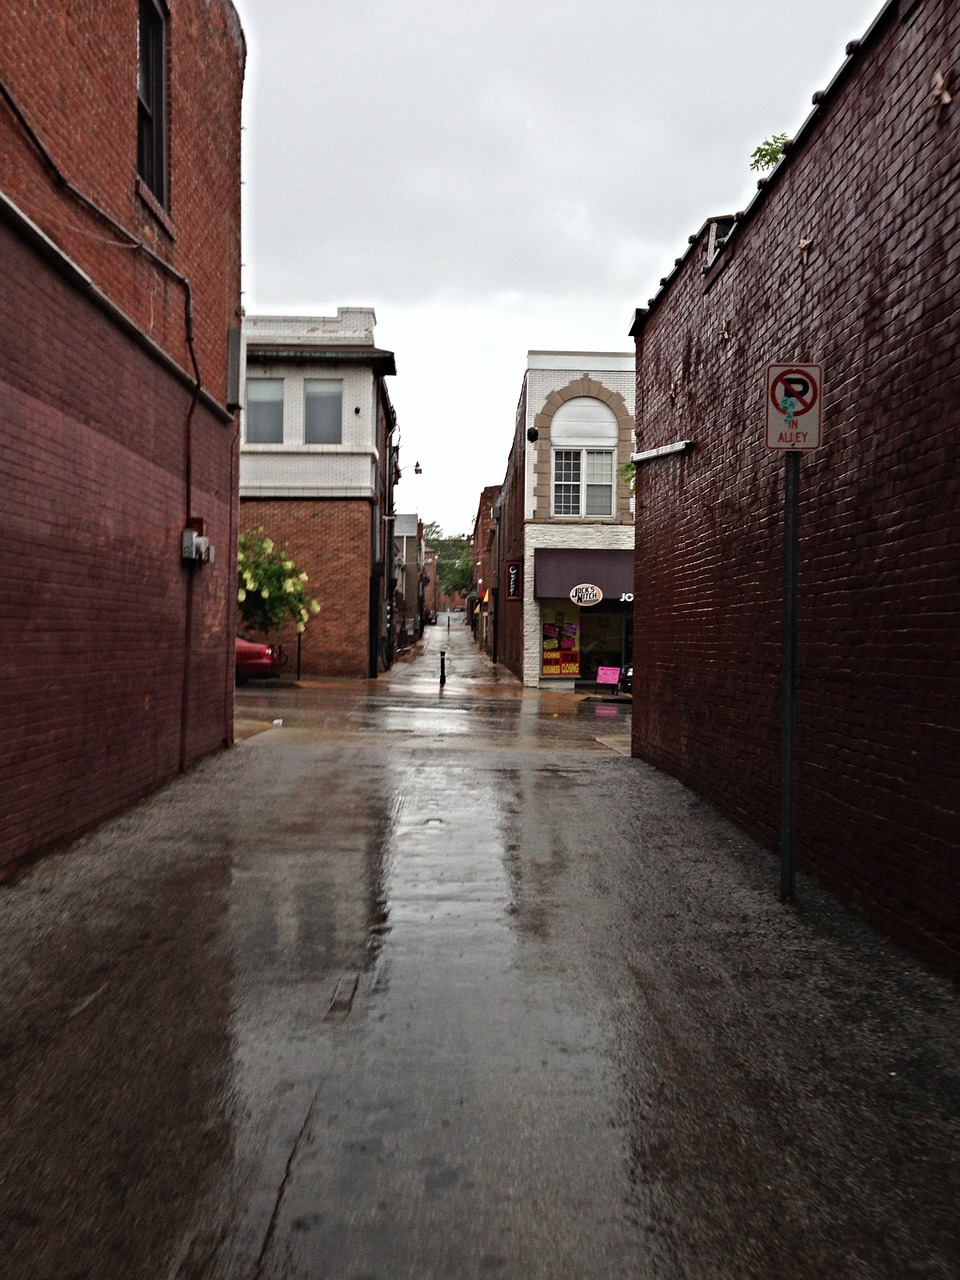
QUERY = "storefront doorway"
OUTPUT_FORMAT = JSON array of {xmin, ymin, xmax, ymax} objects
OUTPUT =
[{"xmin": 578, "ymin": 605, "xmax": 632, "ymax": 683}]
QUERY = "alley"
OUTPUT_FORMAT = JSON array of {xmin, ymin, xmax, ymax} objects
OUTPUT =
[{"xmin": 1, "ymin": 618, "xmax": 958, "ymax": 1280}]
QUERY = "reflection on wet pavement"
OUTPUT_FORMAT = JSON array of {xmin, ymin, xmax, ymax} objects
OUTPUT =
[{"xmin": 3, "ymin": 615, "xmax": 958, "ymax": 1280}]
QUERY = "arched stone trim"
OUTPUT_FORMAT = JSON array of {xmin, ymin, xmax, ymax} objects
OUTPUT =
[{"xmin": 532, "ymin": 377, "xmax": 635, "ymax": 522}]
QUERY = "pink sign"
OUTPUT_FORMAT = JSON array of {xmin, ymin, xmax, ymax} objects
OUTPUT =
[{"xmin": 596, "ymin": 666, "xmax": 621, "ymax": 686}]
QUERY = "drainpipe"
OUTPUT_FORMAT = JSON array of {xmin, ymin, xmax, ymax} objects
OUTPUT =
[{"xmin": 178, "ymin": 290, "xmax": 203, "ymax": 773}]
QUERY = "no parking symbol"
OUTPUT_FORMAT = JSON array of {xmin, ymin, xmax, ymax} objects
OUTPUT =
[{"xmin": 766, "ymin": 364, "xmax": 823, "ymax": 449}]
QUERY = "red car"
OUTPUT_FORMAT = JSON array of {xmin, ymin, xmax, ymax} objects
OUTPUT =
[{"xmin": 235, "ymin": 636, "xmax": 283, "ymax": 683}]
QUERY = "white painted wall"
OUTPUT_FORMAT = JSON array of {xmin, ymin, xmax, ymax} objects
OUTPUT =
[
  {"xmin": 240, "ymin": 312, "xmax": 385, "ymax": 500},
  {"xmin": 521, "ymin": 355, "xmax": 634, "ymax": 521}
]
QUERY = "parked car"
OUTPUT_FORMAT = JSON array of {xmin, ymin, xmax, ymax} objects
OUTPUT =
[
  {"xmin": 235, "ymin": 636, "xmax": 282, "ymax": 683},
  {"xmin": 620, "ymin": 665, "xmax": 633, "ymax": 694}
]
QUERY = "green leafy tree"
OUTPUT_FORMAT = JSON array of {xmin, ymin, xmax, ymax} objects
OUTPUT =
[
  {"xmin": 750, "ymin": 133, "xmax": 789, "ymax": 172},
  {"xmin": 423, "ymin": 525, "xmax": 474, "ymax": 595},
  {"xmin": 617, "ymin": 460, "xmax": 636, "ymax": 495},
  {"xmin": 237, "ymin": 528, "xmax": 319, "ymax": 635},
  {"xmin": 440, "ymin": 542, "xmax": 474, "ymax": 595}
]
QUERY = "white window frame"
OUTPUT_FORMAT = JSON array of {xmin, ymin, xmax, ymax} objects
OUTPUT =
[
  {"xmin": 549, "ymin": 396, "xmax": 618, "ymax": 519},
  {"xmin": 552, "ymin": 447, "xmax": 615, "ymax": 517},
  {"xmin": 245, "ymin": 378, "xmax": 284, "ymax": 444},
  {"xmin": 303, "ymin": 379, "xmax": 343, "ymax": 444}
]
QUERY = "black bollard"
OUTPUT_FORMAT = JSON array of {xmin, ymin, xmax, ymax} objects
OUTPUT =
[{"xmin": 440, "ymin": 650, "xmax": 446, "ymax": 686}]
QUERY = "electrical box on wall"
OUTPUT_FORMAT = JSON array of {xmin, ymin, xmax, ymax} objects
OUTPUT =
[{"xmin": 181, "ymin": 528, "xmax": 216, "ymax": 563}]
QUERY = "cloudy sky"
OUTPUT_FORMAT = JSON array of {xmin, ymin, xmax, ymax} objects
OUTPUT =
[{"xmin": 230, "ymin": 0, "xmax": 883, "ymax": 534}]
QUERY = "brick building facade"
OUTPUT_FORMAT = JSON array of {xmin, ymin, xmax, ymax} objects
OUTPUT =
[
  {"xmin": 472, "ymin": 486, "xmax": 501, "ymax": 654},
  {"xmin": 629, "ymin": 0, "xmax": 958, "ymax": 973},
  {"xmin": 240, "ymin": 312, "xmax": 398, "ymax": 678},
  {"xmin": 1, "ymin": 1, "xmax": 245, "ymax": 873}
]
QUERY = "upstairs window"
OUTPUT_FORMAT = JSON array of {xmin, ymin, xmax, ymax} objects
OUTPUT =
[
  {"xmin": 137, "ymin": 0, "xmax": 168, "ymax": 205},
  {"xmin": 245, "ymin": 379, "xmax": 284, "ymax": 443},
  {"xmin": 550, "ymin": 397, "xmax": 618, "ymax": 517},
  {"xmin": 553, "ymin": 449, "xmax": 614, "ymax": 516},
  {"xmin": 304, "ymin": 380, "xmax": 343, "ymax": 444}
]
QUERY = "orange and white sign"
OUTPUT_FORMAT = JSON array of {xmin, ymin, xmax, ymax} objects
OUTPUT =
[{"xmin": 766, "ymin": 364, "xmax": 823, "ymax": 450}]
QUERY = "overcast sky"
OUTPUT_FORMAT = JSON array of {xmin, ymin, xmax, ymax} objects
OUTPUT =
[{"xmin": 230, "ymin": 0, "xmax": 883, "ymax": 535}]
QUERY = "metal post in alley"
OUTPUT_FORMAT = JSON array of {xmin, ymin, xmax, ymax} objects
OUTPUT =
[
  {"xmin": 765, "ymin": 363, "xmax": 823, "ymax": 905},
  {"xmin": 780, "ymin": 449, "xmax": 799, "ymax": 903},
  {"xmin": 440, "ymin": 649, "xmax": 446, "ymax": 687}
]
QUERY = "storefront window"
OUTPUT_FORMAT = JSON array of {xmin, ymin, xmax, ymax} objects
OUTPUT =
[
  {"xmin": 541, "ymin": 600, "xmax": 581, "ymax": 677},
  {"xmin": 578, "ymin": 609, "xmax": 627, "ymax": 681}
]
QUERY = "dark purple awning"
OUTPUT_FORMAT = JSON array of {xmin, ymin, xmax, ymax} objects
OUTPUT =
[{"xmin": 533, "ymin": 548, "xmax": 633, "ymax": 600}]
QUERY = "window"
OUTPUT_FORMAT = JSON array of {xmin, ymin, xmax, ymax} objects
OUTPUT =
[
  {"xmin": 245, "ymin": 379, "xmax": 284, "ymax": 443},
  {"xmin": 304, "ymin": 380, "xmax": 343, "ymax": 444},
  {"xmin": 554, "ymin": 450, "xmax": 582, "ymax": 515},
  {"xmin": 137, "ymin": 0, "xmax": 168, "ymax": 205},
  {"xmin": 553, "ymin": 449, "xmax": 614, "ymax": 516},
  {"xmin": 550, "ymin": 396, "xmax": 618, "ymax": 517}
]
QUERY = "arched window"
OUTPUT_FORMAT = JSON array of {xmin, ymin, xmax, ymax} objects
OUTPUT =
[{"xmin": 551, "ymin": 398, "xmax": 617, "ymax": 517}]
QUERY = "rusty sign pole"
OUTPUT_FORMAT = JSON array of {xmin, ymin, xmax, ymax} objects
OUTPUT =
[{"xmin": 766, "ymin": 364, "xmax": 823, "ymax": 905}]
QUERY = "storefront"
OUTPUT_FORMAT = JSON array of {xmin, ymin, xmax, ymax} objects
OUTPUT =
[{"xmin": 534, "ymin": 549, "xmax": 633, "ymax": 683}]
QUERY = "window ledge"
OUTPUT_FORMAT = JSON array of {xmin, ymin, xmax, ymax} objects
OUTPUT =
[
  {"xmin": 544, "ymin": 516, "xmax": 619, "ymax": 523},
  {"xmin": 241, "ymin": 443, "xmax": 376, "ymax": 455},
  {"xmin": 136, "ymin": 178, "xmax": 176, "ymax": 239}
]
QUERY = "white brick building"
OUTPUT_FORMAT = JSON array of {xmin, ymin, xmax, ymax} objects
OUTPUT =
[{"xmin": 495, "ymin": 352, "xmax": 636, "ymax": 689}]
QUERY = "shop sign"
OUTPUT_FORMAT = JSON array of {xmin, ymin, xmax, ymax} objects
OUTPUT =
[
  {"xmin": 569, "ymin": 583, "xmax": 603, "ymax": 607},
  {"xmin": 542, "ymin": 605, "xmax": 580, "ymax": 677},
  {"xmin": 542, "ymin": 651, "xmax": 581, "ymax": 677},
  {"xmin": 506, "ymin": 560, "xmax": 522, "ymax": 600}
]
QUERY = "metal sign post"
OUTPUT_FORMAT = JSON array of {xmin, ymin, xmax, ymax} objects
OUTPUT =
[
  {"xmin": 780, "ymin": 451, "xmax": 800, "ymax": 902},
  {"xmin": 766, "ymin": 365, "xmax": 823, "ymax": 903}
]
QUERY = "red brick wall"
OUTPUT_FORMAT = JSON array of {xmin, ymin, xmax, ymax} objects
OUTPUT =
[
  {"xmin": 0, "ymin": 1, "xmax": 244, "ymax": 872},
  {"xmin": 0, "ymin": 0, "xmax": 245, "ymax": 398},
  {"xmin": 630, "ymin": 0, "xmax": 959, "ymax": 973},
  {"xmin": 473, "ymin": 485, "xmax": 501, "ymax": 651},
  {"xmin": 496, "ymin": 385, "xmax": 528, "ymax": 680},
  {"xmin": 239, "ymin": 499, "xmax": 374, "ymax": 678},
  {"xmin": 0, "ymin": 222, "xmax": 237, "ymax": 869}
]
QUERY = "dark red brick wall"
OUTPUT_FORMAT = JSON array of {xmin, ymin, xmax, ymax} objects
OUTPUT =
[
  {"xmin": 0, "ymin": 0, "xmax": 245, "ymax": 399},
  {"xmin": 631, "ymin": 0, "xmax": 959, "ymax": 974},
  {"xmin": 0, "ymin": 222, "xmax": 237, "ymax": 869},
  {"xmin": 496, "ymin": 385, "xmax": 528, "ymax": 680},
  {"xmin": 473, "ymin": 485, "xmax": 501, "ymax": 651},
  {"xmin": 239, "ymin": 499, "xmax": 374, "ymax": 679},
  {"xmin": 0, "ymin": 1, "xmax": 244, "ymax": 871}
]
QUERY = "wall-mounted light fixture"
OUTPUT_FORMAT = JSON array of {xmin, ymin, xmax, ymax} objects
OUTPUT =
[{"xmin": 414, "ymin": 461, "xmax": 422, "ymax": 474}]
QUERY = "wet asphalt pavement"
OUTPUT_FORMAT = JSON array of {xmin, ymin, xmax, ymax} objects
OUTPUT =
[{"xmin": 1, "ymin": 614, "xmax": 958, "ymax": 1280}]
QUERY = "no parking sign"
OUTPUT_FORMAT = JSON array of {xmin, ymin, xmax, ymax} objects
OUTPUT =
[{"xmin": 766, "ymin": 364, "xmax": 823, "ymax": 449}]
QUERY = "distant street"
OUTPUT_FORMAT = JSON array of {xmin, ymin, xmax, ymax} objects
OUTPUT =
[{"xmin": 1, "ymin": 614, "xmax": 958, "ymax": 1280}]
